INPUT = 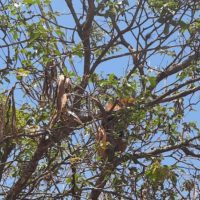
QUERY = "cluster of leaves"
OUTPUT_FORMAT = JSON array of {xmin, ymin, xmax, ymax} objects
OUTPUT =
[{"xmin": 0, "ymin": 0, "xmax": 200, "ymax": 199}]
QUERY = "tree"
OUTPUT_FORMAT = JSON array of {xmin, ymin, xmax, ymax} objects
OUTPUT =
[{"xmin": 0, "ymin": 0, "xmax": 200, "ymax": 199}]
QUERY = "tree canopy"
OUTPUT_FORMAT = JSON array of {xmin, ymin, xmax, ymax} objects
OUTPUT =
[{"xmin": 0, "ymin": 0, "xmax": 200, "ymax": 199}]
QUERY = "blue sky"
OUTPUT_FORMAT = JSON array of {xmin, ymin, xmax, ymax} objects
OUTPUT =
[
  {"xmin": 0, "ymin": 0, "xmax": 199, "ymax": 126},
  {"xmin": 52, "ymin": 0, "xmax": 200, "ymax": 122},
  {"xmin": 0, "ymin": 1, "xmax": 200, "ymax": 198}
]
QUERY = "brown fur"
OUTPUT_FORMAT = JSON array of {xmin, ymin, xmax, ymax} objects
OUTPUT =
[{"xmin": 96, "ymin": 98, "xmax": 135, "ymax": 159}]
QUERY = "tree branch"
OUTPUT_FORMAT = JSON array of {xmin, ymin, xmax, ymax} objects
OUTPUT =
[{"xmin": 156, "ymin": 53, "xmax": 199, "ymax": 85}]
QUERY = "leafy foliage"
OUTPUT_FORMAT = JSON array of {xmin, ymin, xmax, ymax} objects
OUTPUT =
[{"xmin": 0, "ymin": 0, "xmax": 200, "ymax": 199}]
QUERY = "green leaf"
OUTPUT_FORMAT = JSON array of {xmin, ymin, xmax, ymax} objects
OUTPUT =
[
  {"xmin": 16, "ymin": 68, "xmax": 30, "ymax": 80},
  {"xmin": 13, "ymin": 31, "xmax": 18, "ymax": 40},
  {"xmin": 16, "ymin": 75, "xmax": 23, "ymax": 81},
  {"xmin": 17, "ymin": 68, "xmax": 30, "ymax": 77},
  {"xmin": 72, "ymin": 43, "xmax": 83, "ymax": 58},
  {"xmin": 63, "ymin": 67, "xmax": 68, "ymax": 76},
  {"xmin": 66, "ymin": 177, "xmax": 72, "ymax": 184},
  {"xmin": 148, "ymin": 76, "xmax": 157, "ymax": 87},
  {"xmin": 24, "ymin": 0, "xmax": 40, "ymax": 4},
  {"xmin": 179, "ymin": 21, "xmax": 189, "ymax": 33}
]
